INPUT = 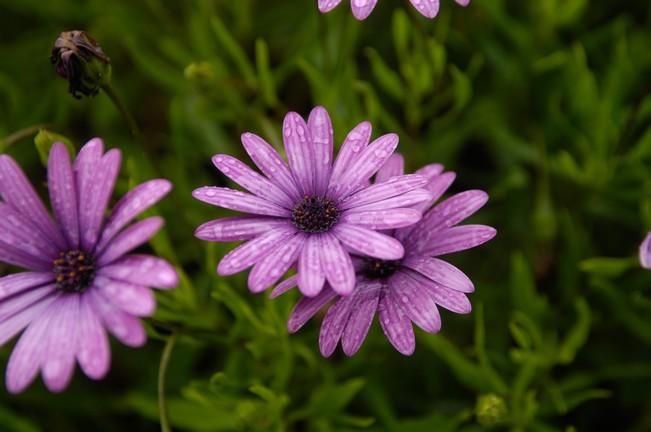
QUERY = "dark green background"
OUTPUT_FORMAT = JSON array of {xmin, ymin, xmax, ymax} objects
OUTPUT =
[{"xmin": 1, "ymin": 0, "xmax": 651, "ymax": 430}]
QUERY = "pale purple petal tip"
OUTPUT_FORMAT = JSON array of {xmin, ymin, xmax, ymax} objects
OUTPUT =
[
  {"xmin": 270, "ymin": 275, "xmax": 298, "ymax": 299},
  {"xmin": 318, "ymin": 0, "xmax": 343, "ymax": 13},
  {"xmin": 351, "ymin": 0, "xmax": 378, "ymax": 20},
  {"xmin": 409, "ymin": 0, "xmax": 440, "ymax": 18},
  {"xmin": 640, "ymin": 232, "xmax": 651, "ymax": 269}
]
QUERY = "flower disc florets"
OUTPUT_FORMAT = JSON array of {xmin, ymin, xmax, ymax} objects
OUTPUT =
[
  {"xmin": 52, "ymin": 250, "xmax": 96, "ymax": 293},
  {"xmin": 362, "ymin": 258, "xmax": 401, "ymax": 279},
  {"xmin": 291, "ymin": 195, "xmax": 339, "ymax": 233}
]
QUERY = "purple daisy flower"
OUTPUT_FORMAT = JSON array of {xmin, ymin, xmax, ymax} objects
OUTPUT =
[
  {"xmin": 318, "ymin": 0, "xmax": 470, "ymax": 21},
  {"xmin": 193, "ymin": 107, "xmax": 431, "ymax": 297},
  {"xmin": 277, "ymin": 154, "xmax": 495, "ymax": 356},
  {"xmin": 640, "ymin": 232, "xmax": 651, "ymax": 269},
  {"xmin": 0, "ymin": 138, "xmax": 177, "ymax": 393}
]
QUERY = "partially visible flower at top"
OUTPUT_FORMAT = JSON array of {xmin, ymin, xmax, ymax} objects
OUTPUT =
[
  {"xmin": 194, "ymin": 106, "xmax": 432, "ymax": 298},
  {"xmin": 277, "ymin": 154, "xmax": 495, "ymax": 356},
  {"xmin": 318, "ymin": 0, "xmax": 470, "ymax": 21},
  {"xmin": 640, "ymin": 232, "xmax": 651, "ymax": 269},
  {"xmin": 51, "ymin": 31, "xmax": 111, "ymax": 98},
  {"xmin": 0, "ymin": 138, "xmax": 177, "ymax": 393}
]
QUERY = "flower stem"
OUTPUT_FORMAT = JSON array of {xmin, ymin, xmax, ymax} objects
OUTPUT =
[
  {"xmin": 0, "ymin": 124, "xmax": 50, "ymax": 151},
  {"xmin": 101, "ymin": 83, "xmax": 140, "ymax": 138},
  {"xmin": 158, "ymin": 331, "xmax": 178, "ymax": 432}
]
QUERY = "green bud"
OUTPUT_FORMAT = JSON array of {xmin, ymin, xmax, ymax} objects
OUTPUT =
[
  {"xmin": 476, "ymin": 393, "xmax": 508, "ymax": 426},
  {"xmin": 34, "ymin": 129, "xmax": 75, "ymax": 166},
  {"xmin": 51, "ymin": 30, "xmax": 112, "ymax": 98}
]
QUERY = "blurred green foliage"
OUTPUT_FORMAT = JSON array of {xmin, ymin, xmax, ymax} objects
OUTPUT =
[{"xmin": 1, "ymin": 0, "xmax": 651, "ymax": 431}]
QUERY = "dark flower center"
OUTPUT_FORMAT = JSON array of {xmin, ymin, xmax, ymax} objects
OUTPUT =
[
  {"xmin": 53, "ymin": 250, "xmax": 96, "ymax": 293},
  {"xmin": 363, "ymin": 259, "xmax": 401, "ymax": 280},
  {"xmin": 291, "ymin": 195, "xmax": 339, "ymax": 233}
]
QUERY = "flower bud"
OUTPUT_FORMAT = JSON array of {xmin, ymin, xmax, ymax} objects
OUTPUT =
[
  {"xmin": 50, "ymin": 30, "xmax": 111, "ymax": 98},
  {"xmin": 476, "ymin": 393, "xmax": 507, "ymax": 426}
]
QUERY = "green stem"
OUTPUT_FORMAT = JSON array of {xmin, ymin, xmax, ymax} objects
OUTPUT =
[
  {"xmin": 101, "ymin": 83, "xmax": 140, "ymax": 138},
  {"xmin": 158, "ymin": 332, "xmax": 178, "ymax": 432},
  {"xmin": 0, "ymin": 124, "xmax": 49, "ymax": 151}
]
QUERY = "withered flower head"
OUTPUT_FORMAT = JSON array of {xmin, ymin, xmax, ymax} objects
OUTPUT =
[{"xmin": 51, "ymin": 30, "xmax": 111, "ymax": 99}]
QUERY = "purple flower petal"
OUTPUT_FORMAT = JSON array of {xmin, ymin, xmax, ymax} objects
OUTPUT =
[
  {"xmin": 5, "ymin": 298, "xmax": 58, "ymax": 394},
  {"xmin": 48, "ymin": 143, "xmax": 80, "ymax": 248},
  {"xmin": 412, "ymin": 224, "xmax": 497, "ymax": 256},
  {"xmin": 340, "ymin": 208, "xmax": 422, "ymax": 230},
  {"xmin": 320, "ymin": 234, "xmax": 355, "ymax": 295},
  {"xmin": 409, "ymin": 190, "xmax": 488, "ymax": 238},
  {"xmin": 212, "ymin": 154, "xmax": 292, "ymax": 208},
  {"xmin": 308, "ymin": 107, "xmax": 334, "ymax": 195},
  {"xmin": 248, "ymin": 233, "xmax": 304, "ymax": 293},
  {"xmin": 0, "ymin": 285, "xmax": 56, "ymax": 321},
  {"xmin": 333, "ymin": 223, "xmax": 404, "ymax": 260},
  {"xmin": 349, "ymin": 189, "xmax": 433, "ymax": 212},
  {"xmin": 98, "ymin": 255, "xmax": 178, "ymax": 289},
  {"xmin": 240, "ymin": 132, "xmax": 300, "ymax": 201},
  {"xmin": 0, "ymin": 272, "xmax": 54, "ymax": 301},
  {"xmin": 217, "ymin": 226, "xmax": 295, "ymax": 276},
  {"xmin": 407, "ymin": 171, "xmax": 456, "ymax": 216},
  {"xmin": 288, "ymin": 286, "xmax": 337, "ymax": 333},
  {"xmin": 0, "ymin": 239, "xmax": 51, "ymax": 271},
  {"xmin": 402, "ymin": 255, "xmax": 474, "ymax": 292},
  {"xmin": 96, "ymin": 179, "xmax": 172, "ymax": 251},
  {"xmin": 284, "ymin": 112, "xmax": 316, "ymax": 195},
  {"xmin": 192, "ymin": 187, "xmax": 289, "ymax": 217},
  {"xmin": 73, "ymin": 137, "xmax": 103, "ymax": 177},
  {"xmin": 388, "ymin": 272, "xmax": 441, "ymax": 333},
  {"xmin": 0, "ymin": 292, "xmax": 56, "ymax": 347},
  {"xmin": 0, "ymin": 155, "xmax": 66, "ymax": 249},
  {"xmin": 329, "ymin": 133, "xmax": 399, "ymax": 200},
  {"xmin": 0, "ymin": 203, "xmax": 59, "ymax": 265},
  {"xmin": 319, "ymin": 292, "xmax": 356, "ymax": 357},
  {"xmin": 351, "ymin": 0, "xmax": 378, "ymax": 20},
  {"xmin": 79, "ymin": 149, "xmax": 121, "ymax": 251},
  {"xmin": 94, "ymin": 276, "xmax": 156, "ymax": 317},
  {"xmin": 455, "ymin": 0, "xmax": 470, "ymax": 6},
  {"xmin": 41, "ymin": 294, "xmax": 79, "ymax": 392},
  {"xmin": 340, "ymin": 174, "xmax": 428, "ymax": 210},
  {"xmin": 375, "ymin": 154, "xmax": 405, "ymax": 183},
  {"xmin": 640, "ymin": 232, "xmax": 651, "ymax": 269},
  {"xmin": 97, "ymin": 217, "xmax": 164, "ymax": 266},
  {"xmin": 405, "ymin": 269, "xmax": 471, "ymax": 313},
  {"xmin": 87, "ymin": 290, "xmax": 146, "ymax": 347},
  {"xmin": 341, "ymin": 281, "xmax": 381, "ymax": 356},
  {"xmin": 329, "ymin": 121, "xmax": 372, "ymax": 191},
  {"xmin": 195, "ymin": 216, "xmax": 286, "ymax": 242},
  {"xmin": 270, "ymin": 275, "xmax": 298, "ymax": 299},
  {"xmin": 76, "ymin": 294, "xmax": 110, "ymax": 380},
  {"xmin": 298, "ymin": 235, "xmax": 326, "ymax": 297},
  {"xmin": 409, "ymin": 0, "xmax": 440, "ymax": 18},
  {"xmin": 414, "ymin": 163, "xmax": 444, "ymax": 180},
  {"xmin": 378, "ymin": 289, "xmax": 415, "ymax": 355},
  {"xmin": 318, "ymin": 0, "xmax": 343, "ymax": 12}
]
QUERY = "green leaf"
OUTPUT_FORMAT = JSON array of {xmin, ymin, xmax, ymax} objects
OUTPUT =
[
  {"xmin": 557, "ymin": 298, "xmax": 591, "ymax": 364},
  {"xmin": 579, "ymin": 256, "xmax": 638, "ymax": 277}
]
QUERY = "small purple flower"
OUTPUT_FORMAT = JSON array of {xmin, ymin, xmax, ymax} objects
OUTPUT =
[
  {"xmin": 318, "ymin": 0, "xmax": 470, "ymax": 21},
  {"xmin": 194, "ymin": 107, "xmax": 431, "ymax": 297},
  {"xmin": 0, "ymin": 138, "xmax": 177, "ymax": 393},
  {"xmin": 279, "ymin": 154, "xmax": 495, "ymax": 356},
  {"xmin": 640, "ymin": 232, "xmax": 651, "ymax": 269}
]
